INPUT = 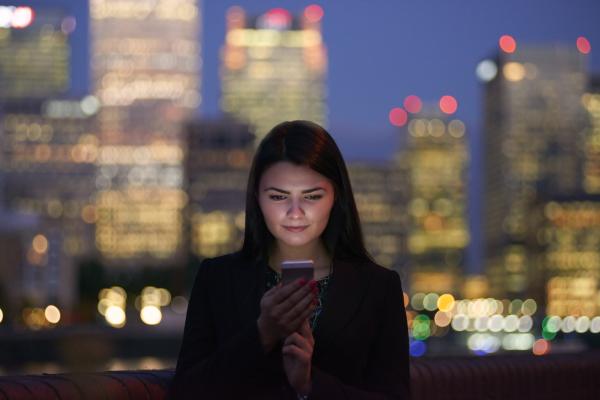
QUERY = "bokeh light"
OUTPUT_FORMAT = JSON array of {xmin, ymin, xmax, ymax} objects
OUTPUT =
[
  {"xmin": 10, "ymin": 6, "xmax": 34, "ymax": 29},
  {"xmin": 576, "ymin": 36, "xmax": 591, "ymax": 54},
  {"xmin": 437, "ymin": 294, "xmax": 455, "ymax": 312},
  {"xmin": 468, "ymin": 333, "xmax": 501, "ymax": 354},
  {"xmin": 140, "ymin": 305, "xmax": 162, "ymax": 325},
  {"xmin": 451, "ymin": 314, "xmax": 468, "ymax": 331},
  {"xmin": 61, "ymin": 16, "xmax": 76, "ymax": 34},
  {"xmin": 499, "ymin": 35, "xmax": 517, "ymax": 53},
  {"xmin": 105, "ymin": 306, "xmax": 126, "ymax": 328},
  {"xmin": 0, "ymin": 307, "xmax": 3, "ymax": 324},
  {"xmin": 532, "ymin": 339, "xmax": 550, "ymax": 356},
  {"xmin": 171, "ymin": 296, "xmax": 188, "ymax": 314},
  {"xmin": 304, "ymin": 4, "xmax": 324, "ymax": 23},
  {"xmin": 412, "ymin": 314, "xmax": 431, "ymax": 340},
  {"xmin": 503, "ymin": 62, "xmax": 526, "ymax": 81},
  {"xmin": 434, "ymin": 311, "xmax": 452, "ymax": 327},
  {"xmin": 502, "ymin": 333, "xmax": 534, "ymax": 350},
  {"xmin": 439, "ymin": 95, "xmax": 458, "ymax": 114},
  {"xmin": 44, "ymin": 305, "xmax": 61, "ymax": 324},
  {"xmin": 423, "ymin": 293, "xmax": 439, "ymax": 311},
  {"xmin": 409, "ymin": 340, "xmax": 426, "ymax": 357},
  {"xmin": 32, "ymin": 234, "xmax": 49, "ymax": 254},
  {"xmin": 389, "ymin": 107, "xmax": 408, "ymax": 127},
  {"xmin": 476, "ymin": 59, "xmax": 498, "ymax": 82},
  {"xmin": 403, "ymin": 95, "xmax": 422, "ymax": 114},
  {"xmin": 411, "ymin": 293, "xmax": 425, "ymax": 311}
]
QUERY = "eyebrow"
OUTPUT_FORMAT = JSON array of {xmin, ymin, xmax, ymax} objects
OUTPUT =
[{"xmin": 263, "ymin": 186, "xmax": 326, "ymax": 194}]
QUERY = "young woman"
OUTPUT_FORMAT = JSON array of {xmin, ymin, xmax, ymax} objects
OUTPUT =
[{"xmin": 170, "ymin": 121, "xmax": 410, "ymax": 399}]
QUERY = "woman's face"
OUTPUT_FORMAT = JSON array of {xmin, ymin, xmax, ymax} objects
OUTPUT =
[{"xmin": 258, "ymin": 161, "xmax": 335, "ymax": 251}]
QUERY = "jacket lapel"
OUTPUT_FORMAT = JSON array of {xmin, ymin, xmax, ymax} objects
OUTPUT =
[{"xmin": 313, "ymin": 258, "xmax": 369, "ymax": 357}]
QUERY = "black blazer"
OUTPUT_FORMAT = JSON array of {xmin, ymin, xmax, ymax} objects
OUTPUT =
[{"xmin": 170, "ymin": 251, "xmax": 410, "ymax": 399}]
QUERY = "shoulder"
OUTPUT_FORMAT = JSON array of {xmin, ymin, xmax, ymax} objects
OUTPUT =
[
  {"xmin": 354, "ymin": 258, "xmax": 400, "ymax": 280},
  {"xmin": 351, "ymin": 258, "xmax": 404, "ymax": 294},
  {"xmin": 200, "ymin": 251, "xmax": 246, "ymax": 268}
]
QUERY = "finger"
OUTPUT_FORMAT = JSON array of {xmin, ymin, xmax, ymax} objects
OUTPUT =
[
  {"xmin": 299, "ymin": 319, "xmax": 315, "ymax": 345},
  {"xmin": 263, "ymin": 284, "xmax": 279, "ymax": 298},
  {"xmin": 285, "ymin": 330, "xmax": 310, "ymax": 350},
  {"xmin": 272, "ymin": 281, "xmax": 316, "ymax": 316},
  {"xmin": 287, "ymin": 303, "xmax": 317, "ymax": 331},
  {"xmin": 282, "ymin": 343, "xmax": 309, "ymax": 360},
  {"xmin": 272, "ymin": 278, "xmax": 313, "ymax": 304},
  {"xmin": 280, "ymin": 291, "xmax": 316, "ymax": 325}
]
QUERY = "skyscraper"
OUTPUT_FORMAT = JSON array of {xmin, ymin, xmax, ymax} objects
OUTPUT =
[
  {"xmin": 533, "ymin": 196, "xmax": 600, "ymax": 320},
  {"xmin": 90, "ymin": 0, "xmax": 201, "ymax": 263},
  {"xmin": 220, "ymin": 5, "xmax": 327, "ymax": 140},
  {"xmin": 0, "ymin": 97, "xmax": 99, "ymax": 311},
  {"xmin": 347, "ymin": 162, "xmax": 408, "ymax": 276},
  {"xmin": 0, "ymin": 4, "xmax": 70, "ymax": 99},
  {"xmin": 401, "ymin": 104, "xmax": 469, "ymax": 295},
  {"xmin": 482, "ymin": 42, "xmax": 589, "ymax": 298},
  {"xmin": 184, "ymin": 118, "xmax": 254, "ymax": 258},
  {"xmin": 582, "ymin": 76, "xmax": 600, "ymax": 194}
]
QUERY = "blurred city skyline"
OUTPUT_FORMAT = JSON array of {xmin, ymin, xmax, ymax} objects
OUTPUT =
[
  {"xmin": 16, "ymin": 0, "xmax": 600, "ymax": 159},
  {"xmin": 2, "ymin": 0, "xmax": 600, "ymax": 370}
]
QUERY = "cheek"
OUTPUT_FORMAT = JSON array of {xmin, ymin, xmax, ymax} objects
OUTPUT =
[{"xmin": 312, "ymin": 199, "xmax": 335, "ymax": 225}]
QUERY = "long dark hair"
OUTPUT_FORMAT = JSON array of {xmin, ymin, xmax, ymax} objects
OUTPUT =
[{"xmin": 241, "ymin": 120, "xmax": 372, "ymax": 264}]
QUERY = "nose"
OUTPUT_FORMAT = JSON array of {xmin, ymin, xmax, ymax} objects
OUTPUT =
[{"xmin": 287, "ymin": 199, "xmax": 305, "ymax": 219}]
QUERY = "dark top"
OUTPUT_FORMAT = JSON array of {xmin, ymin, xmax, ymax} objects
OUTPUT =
[{"xmin": 170, "ymin": 251, "xmax": 410, "ymax": 399}]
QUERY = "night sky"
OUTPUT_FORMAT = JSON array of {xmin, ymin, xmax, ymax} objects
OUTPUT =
[{"xmin": 6, "ymin": 0, "xmax": 600, "ymax": 272}]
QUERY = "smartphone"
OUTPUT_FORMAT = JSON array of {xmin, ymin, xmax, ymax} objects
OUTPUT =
[{"xmin": 281, "ymin": 260, "xmax": 314, "ymax": 285}]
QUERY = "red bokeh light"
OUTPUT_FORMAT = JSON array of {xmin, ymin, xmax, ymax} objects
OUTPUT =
[
  {"xmin": 304, "ymin": 4, "xmax": 324, "ymax": 23},
  {"xmin": 499, "ymin": 35, "xmax": 517, "ymax": 53},
  {"xmin": 577, "ymin": 36, "xmax": 591, "ymax": 54},
  {"xmin": 265, "ymin": 8, "xmax": 291, "ymax": 26},
  {"xmin": 389, "ymin": 107, "xmax": 408, "ymax": 127},
  {"xmin": 403, "ymin": 95, "xmax": 422, "ymax": 114},
  {"xmin": 439, "ymin": 96, "xmax": 458, "ymax": 115}
]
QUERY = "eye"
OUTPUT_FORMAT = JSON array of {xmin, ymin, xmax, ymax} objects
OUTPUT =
[
  {"xmin": 269, "ymin": 194, "xmax": 287, "ymax": 201},
  {"xmin": 305, "ymin": 194, "xmax": 323, "ymax": 201}
]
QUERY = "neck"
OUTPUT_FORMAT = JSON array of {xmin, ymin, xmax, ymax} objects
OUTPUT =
[{"xmin": 269, "ymin": 240, "xmax": 331, "ymax": 272}]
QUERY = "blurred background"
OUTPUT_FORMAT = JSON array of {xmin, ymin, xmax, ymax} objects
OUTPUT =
[{"xmin": 1, "ymin": 0, "xmax": 600, "ymax": 375}]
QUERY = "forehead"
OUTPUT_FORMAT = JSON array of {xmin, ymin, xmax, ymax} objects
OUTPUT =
[{"xmin": 259, "ymin": 161, "xmax": 332, "ymax": 189}]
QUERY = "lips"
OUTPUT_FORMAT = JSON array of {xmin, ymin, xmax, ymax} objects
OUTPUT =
[{"xmin": 283, "ymin": 225, "xmax": 308, "ymax": 232}]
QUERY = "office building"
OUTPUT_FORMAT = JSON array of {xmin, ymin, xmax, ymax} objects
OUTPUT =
[
  {"xmin": 0, "ymin": 4, "xmax": 69, "ymax": 100},
  {"xmin": 184, "ymin": 118, "xmax": 254, "ymax": 258},
  {"xmin": 482, "ymin": 43, "xmax": 588, "ymax": 297},
  {"xmin": 401, "ymin": 105, "xmax": 470, "ymax": 295},
  {"xmin": 220, "ymin": 5, "xmax": 327, "ymax": 140},
  {"xmin": 90, "ymin": 0, "xmax": 201, "ymax": 263}
]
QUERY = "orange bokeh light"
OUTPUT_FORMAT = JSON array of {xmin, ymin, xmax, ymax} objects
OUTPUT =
[
  {"xmin": 389, "ymin": 107, "xmax": 408, "ymax": 127},
  {"xmin": 439, "ymin": 95, "xmax": 458, "ymax": 114},
  {"xmin": 577, "ymin": 36, "xmax": 591, "ymax": 54},
  {"xmin": 304, "ymin": 4, "xmax": 324, "ymax": 23},
  {"xmin": 499, "ymin": 35, "xmax": 517, "ymax": 53},
  {"xmin": 404, "ymin": 95, "xmax": 422, "ymax": 114}
]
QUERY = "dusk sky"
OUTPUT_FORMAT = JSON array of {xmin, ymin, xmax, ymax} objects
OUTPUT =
[
  {"xmin": 7, "ymin": 0, "xmax": 600, "ymax": 272},
  {"xmin": 15, "ymin": 0, "xmax": 600, "ymax": 158}
]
